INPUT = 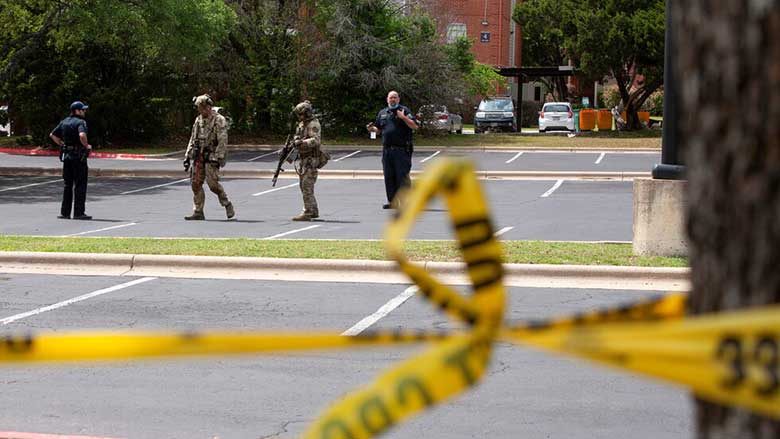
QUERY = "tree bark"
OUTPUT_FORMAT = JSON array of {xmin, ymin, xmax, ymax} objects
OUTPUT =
[{"xmin": 676, "ymin": 1, "xmax": 780, "ymax": 437}]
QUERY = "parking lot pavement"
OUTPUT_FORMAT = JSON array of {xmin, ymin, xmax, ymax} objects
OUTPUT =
[
  {"xmin": 0, "ymin": 273, "xmax": 690, "ymax": 438},
  {"xmin": 0, "ymin": 176, "xmax": 632, "ymax": 241},
  {"xmin": 1, "ymin": 149, "xmax": 660, "ymax": 173}
]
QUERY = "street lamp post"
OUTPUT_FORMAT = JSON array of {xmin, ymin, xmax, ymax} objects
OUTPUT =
[{"xmin": 652, "ymin": 0, "xmax": 685, "ymax": 180}]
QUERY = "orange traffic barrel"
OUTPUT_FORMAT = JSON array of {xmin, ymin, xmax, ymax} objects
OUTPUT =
[
  {"xmin": 579, "ymin": 109, "xmax": 596, "ymax": 131},
  {"xmin": 597, "ymin": 110, "xmax": 612, "ymax": 130}
]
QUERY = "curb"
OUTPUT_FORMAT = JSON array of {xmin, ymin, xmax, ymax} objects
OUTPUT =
[
  {"xmin": 0, "ymin": 148, "xmax": 179, "ymax": 160},
  {"xmin": 0, "ymin": 166, "xmax": 651, "ymax": 181},
  {"xmin": 0, "ymin": 252, "xmax": 690, "ymax": 291},
  {"xmin": 0, "ymin": 145, "xmax": 661, "ymax": 159}
]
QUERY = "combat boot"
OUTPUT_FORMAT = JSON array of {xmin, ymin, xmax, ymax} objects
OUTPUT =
[
  {"xmin": 225, "ymin": 202, "xmax": 235, "ymax": 219},
  {"xmin": 292, "ymin": 212, "xmax": 314, "ymax": 221},
  {"xmin": 185, "ymin": 211, "xmax": 205, "ymax": 221}
]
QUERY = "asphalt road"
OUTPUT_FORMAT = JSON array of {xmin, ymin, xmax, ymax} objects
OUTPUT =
[
  {"xmin": 0, "ymin": 273, "xmax": 691, "ymax": 438},
  {"xmin": 0, "ymin": 175, "xmax": 632, "ymax": 241},
  {"xmin": 0, "ymin": 149, "xmax": 660, "ymax": 173}
]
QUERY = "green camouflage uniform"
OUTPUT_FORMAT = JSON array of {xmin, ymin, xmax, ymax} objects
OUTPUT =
[
  {"xmin": 186, "ymin": 108, "xmax": 232, "ymax": 215},
  {"xmin": 295, "ymin": 117, "xmax": 322, "ymax": 217}
]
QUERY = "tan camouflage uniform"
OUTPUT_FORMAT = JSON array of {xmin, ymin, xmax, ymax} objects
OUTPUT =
[
  {"xmin": 185, "ymin": 96, "xmax": 234, "ymax": 219},
  {"xmin": 293, "ymin": 102, "xmax": 322, "ymax": 220}
]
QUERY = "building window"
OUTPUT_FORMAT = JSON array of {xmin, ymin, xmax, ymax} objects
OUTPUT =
[
  {"xmin": 446, "ymin": 23, "xmax": 467, "ymax": 44},
  {"xmin": 534, "ymin": 86, "xmax": 542, "ymax": 101}
]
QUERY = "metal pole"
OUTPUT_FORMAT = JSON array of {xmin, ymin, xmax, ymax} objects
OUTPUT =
[
  {"xmin": 652, "ymin": 0, "xmax": 685, "ymax": 180},
  {"xmin": 517, "ymin": 75, "xmax": 524, "ymax": 133}
]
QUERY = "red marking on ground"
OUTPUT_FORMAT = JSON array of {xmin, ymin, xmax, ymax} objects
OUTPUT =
[
  {"xmin": 0, "ymin": 432, "xmax": 121, "ymax": 439},
  {"xmin": 0, "ymin": 148, "xmax": 150, "ymax": 160}
]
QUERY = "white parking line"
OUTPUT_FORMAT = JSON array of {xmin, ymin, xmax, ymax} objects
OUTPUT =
[
  {"xmin": 252, "ymin": 182, "xmax": 298, "ymax": 196},
  {"xmin": 342, "ymin": 286, "xmax": 418, "ymax": 336},
  {"xmin": 64, "ymin": 222, "xmax": 137, "ymax": 237},
  {"xmin": 420, "ymin": 150, "xmax": 441, "ymax": 163},
  {"xmin": 121, "ymin": 178, "xmax": 189, "ymax": 195},
  {"xmin": 0, "ymin": 277, "xmax": 157, "ymax": 325},
  {"xmin": 334, "ymin": 150, "xmax": 362, "ymax": 162},
  {"xmin": 595, "ymin": 152, "xmax": 606, "ymax": 164},
  {"xmin": 262, "ymin": 225, "xmax": 320, "ymax": 240},
  {"xmin": 247, "ymin": 149, "xmax": 282, "ymax": 162},
  {"xmin": 494, "ymin": 226, "xmax": 514, "ymax": 236},
  {"xmin": 0, "ymin": 179, "xmax": 60, "ymax": 193},
  {"xmin": 540, "ymin": 179, "xmax": 564, "ymax": 198},
  {"xmin": 505, "ymin": 152, "xmax": 524, "ymax": 164}
]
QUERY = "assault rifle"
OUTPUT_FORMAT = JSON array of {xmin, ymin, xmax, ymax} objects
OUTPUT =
[
  {"xmin": 184, "ymin": 140, "xmax": 201, "ymax": 176},
  {"xmin": 271, "ymin": 134, "xmax": 298, "ymax": 187},
  {"xmin": 271, "ymin": 114, "xmax": 299, "ymax": 186}
]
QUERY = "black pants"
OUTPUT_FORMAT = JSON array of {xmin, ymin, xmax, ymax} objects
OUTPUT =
[
  {"xmin": 381, "ymin": 145, "xmax": 412, "ymax": 203},
  {"xmin": 61, "ymin": 158, "xmax": 88, "ymax": 217}
]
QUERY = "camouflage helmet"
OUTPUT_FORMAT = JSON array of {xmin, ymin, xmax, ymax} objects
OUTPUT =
[
  {"xmin": 293, "ymin": 100, "xmax": 313, "ymax": 119},
  {"xmin": 192, "ymin": 94, "xmax": 214, "ymax": 108}
]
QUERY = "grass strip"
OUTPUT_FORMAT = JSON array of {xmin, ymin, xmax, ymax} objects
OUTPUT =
[{"xmin": 0, "ymin": 236, "xmax": 686, "ymax": 267}]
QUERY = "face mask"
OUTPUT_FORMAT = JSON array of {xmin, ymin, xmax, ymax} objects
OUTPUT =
[{"xmin": 389, "ymin": 103, "xmax": 399, "ymax": 110}]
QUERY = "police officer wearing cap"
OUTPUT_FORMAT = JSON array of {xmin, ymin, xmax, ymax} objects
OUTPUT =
[
  {"xmin": 50, "ymin": 101, "xmax": 92, "ymax": 220},
  {"xmin": 366, "ymin": 90, "xmax": 418, "ymax": 209}
]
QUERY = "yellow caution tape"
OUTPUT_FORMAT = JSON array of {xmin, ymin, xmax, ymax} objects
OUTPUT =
[
  {"xmin": 504, "ymin": 304, "xmax": 780, "ymax": 419},
  {"xmin": 304, "ymin": 159, "xmax": 506, "ymax": 438},
  {"xmin": 504, "ymin": 292, "xmax": 687, "ymax": 330},
  {"xmin": 0, "ymin": 293, "xmax": 685, "ymax": 364},
  {"xmin": 0, "ymin": 330, "xmax": 453, "ymax": 364},
  {"xmin": 1, "ymin": 158, "xmax": 778, "ymax": 435}
]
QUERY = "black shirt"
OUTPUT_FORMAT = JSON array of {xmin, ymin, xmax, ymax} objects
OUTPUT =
[
  {"xmin": 52, "ymin": 116, "xmax": 88, "ymax": 147},
  {"xmin": 375, "ymin": 105, "xmax": 415, "ymax": 147}
]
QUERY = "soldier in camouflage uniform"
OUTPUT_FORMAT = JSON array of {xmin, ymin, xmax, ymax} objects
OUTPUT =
[
  {"xmin": 183, "ymin": 94, "xmax": 235, "ymax": 220},
  {"xmin": 291, "ymin": 101, "xmax": 324, "ymax": 221}
]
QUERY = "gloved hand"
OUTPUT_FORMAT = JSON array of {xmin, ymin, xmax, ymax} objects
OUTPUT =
[
  {"xmin": 293, "ymin": 138, "xmax": 303, "ymax": 147},
  {"xmin": 183, "ymin": 157, "xmax": 190, "ymax": 172},
  {"xmin": 218, "ymin": 157, "xmax": 226, "ymax": 168}
]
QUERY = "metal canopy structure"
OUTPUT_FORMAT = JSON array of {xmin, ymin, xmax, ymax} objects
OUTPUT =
[
  {"xmin": 495, "ymin": 66, "xmax": 579, "ymax": 131},
  {"xmin": 497, "ymin": 66, "xmax": 578, "ymax": 79}
]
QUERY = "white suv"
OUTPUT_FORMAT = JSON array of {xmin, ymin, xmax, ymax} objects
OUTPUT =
[{"xmin": 538, "ymin": 102, "xmax": 574, "ymax": 133}]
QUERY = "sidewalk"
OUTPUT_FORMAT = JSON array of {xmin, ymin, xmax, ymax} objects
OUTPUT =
[{"xmin": 0, "ymin": 251, "xmax": 690, "ymax": 291}]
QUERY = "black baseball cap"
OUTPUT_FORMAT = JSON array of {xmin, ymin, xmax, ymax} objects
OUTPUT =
[{"xmin": 70, "ymin": 101, "xmax": 89, "ymax": 111}]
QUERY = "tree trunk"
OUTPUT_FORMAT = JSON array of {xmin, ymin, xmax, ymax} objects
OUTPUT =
[{"xmin": 675, "ymin": 1, "xmax": 780, "ymax": 438}]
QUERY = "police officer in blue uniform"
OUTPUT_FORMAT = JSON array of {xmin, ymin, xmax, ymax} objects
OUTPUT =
[
  {"xmin": 367, "ymin": 90, "xmax": 418, "ymax": 209},
  {"xmin": 49, "ymin": 101, "xmax": 93, "ymax": 220}
]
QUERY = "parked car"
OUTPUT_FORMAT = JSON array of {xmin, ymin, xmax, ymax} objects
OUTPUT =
[
  {"xmin": 417, "ymin": 105, "xmax": 463, "ymax": 134},
  {"xmin": 474, "ymin": 97, "xmax": 516, "ymax": 133},
  {"xmin": 538, "ymin": 102, "xmax": 575, "ymax": 132}
]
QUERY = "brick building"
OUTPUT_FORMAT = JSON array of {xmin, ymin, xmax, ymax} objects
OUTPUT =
[{"xmin": 422, "ymin": 0, "xmax": 524, "ymax": 101}]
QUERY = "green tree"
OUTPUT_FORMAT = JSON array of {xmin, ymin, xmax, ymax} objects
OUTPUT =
[
  {"xmin": 574, "ymin": 0, "xmax": 665, "ymax": 129},
  {"xmin": 208, "ymin": 0, "xmax": 302, "ymax": 135},
  {"xmin": 514, "ymin": 0, "xmax": 665, "ymax": 130},
  {"xmin": 0, "ymin": 0, "xmax": 235, "ymax": 143},
  {"xmin": 304, "ymin": 0, "xmax": 470, "ymax": 133},
  {"xmin": 445, "ymin": 36, "xmax": 507, "ymax": 99},
  {"xmin": 512, "ymin": 0, "xmax": 576, "ymax": 100}
]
